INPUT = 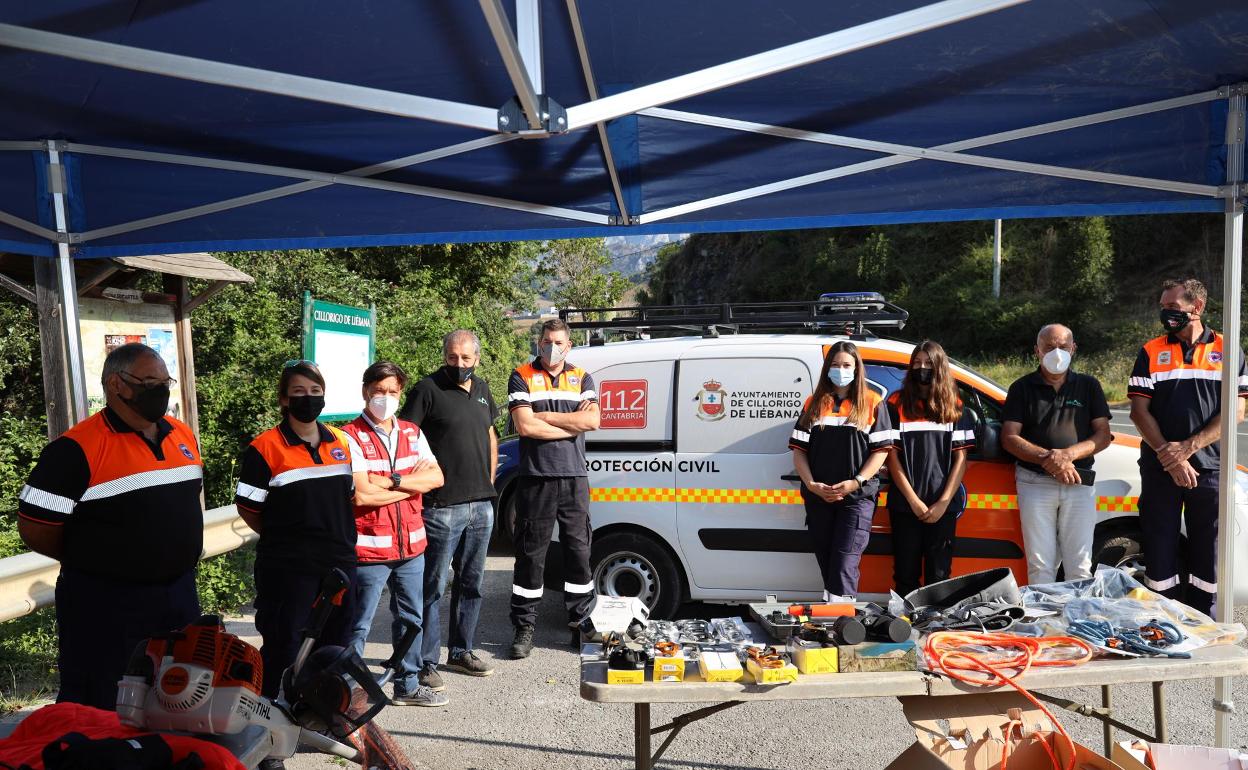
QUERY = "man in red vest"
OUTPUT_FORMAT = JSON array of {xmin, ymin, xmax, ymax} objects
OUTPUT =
[{"xmin": 342, "ymin": 362, "xmax": 446, "ymax": 706}]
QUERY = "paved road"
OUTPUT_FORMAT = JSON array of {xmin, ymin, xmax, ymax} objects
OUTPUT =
[
  {"xmin": 1108, "ymin": 407, "xmax": 1248, "ymax": 467},
  {"xmin": 277, "ymin": 553, "xmax": 1248, "ymax": 770}
]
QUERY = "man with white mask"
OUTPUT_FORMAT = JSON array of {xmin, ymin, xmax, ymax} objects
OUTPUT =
[
  {"xmin": 506, "ymin": 318, "xmax": 600, "ymax": 659},
  {"xmin": 1001, "ymin": 324, "xmax": 1112, "ymax": 584},
  {"xmin": 342, "ymin": 361, "xmax": 447, "ymax": 706}
]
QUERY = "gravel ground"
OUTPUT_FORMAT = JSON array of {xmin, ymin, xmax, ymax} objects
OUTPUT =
[{"xmin": 267, "ymin": 549, "xmax": 1248, "ymax": 770}]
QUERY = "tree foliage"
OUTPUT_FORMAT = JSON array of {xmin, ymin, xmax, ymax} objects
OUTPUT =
[
  {"xmin": 642, "ymin": 214, "xmax": 1236, "ymax": 357},
  {"xmin": 538, "ymin": 238, "xmax": 631, "ymax": 313}
]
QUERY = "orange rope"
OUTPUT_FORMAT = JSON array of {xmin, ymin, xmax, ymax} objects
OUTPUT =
[{"xmin": 924, "ymin": 632, "xmax": 1094, "ymax": 770}]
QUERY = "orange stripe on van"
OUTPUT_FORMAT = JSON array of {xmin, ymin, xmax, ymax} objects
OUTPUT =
[{"xmin": 590, "ymin": 487, "xmax": 1139, "ymax": 512}]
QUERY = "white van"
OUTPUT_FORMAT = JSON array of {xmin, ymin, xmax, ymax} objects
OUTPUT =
[{"xmin": 494, "ymin": 296, "xmax": 1248, "ymax": 617}]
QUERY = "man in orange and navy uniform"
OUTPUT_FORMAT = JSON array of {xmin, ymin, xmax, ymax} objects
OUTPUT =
[
  {"xmin": 1128, "ymin": 278, "xmax": 1248, "ymax": 616},
  {"xmin": 506, "ymin": 318, "xmax": 599, "ymax": 659},
  {"xmin": 18, "ymin": 343, "xmax": 203, "ymax": 710}
]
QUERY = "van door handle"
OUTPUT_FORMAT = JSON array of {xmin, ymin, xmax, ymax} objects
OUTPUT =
[{"xmin": 781, "ymin": 474, "xmax": 801, "ymax": 482}]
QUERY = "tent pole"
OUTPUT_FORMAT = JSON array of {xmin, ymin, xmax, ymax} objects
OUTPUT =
[
  {"xmin": 0, "ymin": 23, "xmax": 499, "ymax": 132},
  {"xmin": 1214, "ymin": 86, "xmax": 1245, "ymax": 749},
  {"xmin": 515, "ymin": 0, "xmax": 543, "ymax": 93},
  {"xmin": 46, "ymin": 141, "xmax": 88, "ymax": 424},
  {"xmin": 565, "ymin": 0, "xmax": 630, "ymax": 222},
  {"xmin": 992, "ymin": 219, "xmax": 1002, "ymax": 298},
  {"xmin": 565, "ymin": 0, "xmax": 1028, "ymax": 129},
  {"xmin": 479, "ymin": 0, "xmax": 543, "ymax": 130}
]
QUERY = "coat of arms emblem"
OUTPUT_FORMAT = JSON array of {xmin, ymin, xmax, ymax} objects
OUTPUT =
[{"xmin": 696, "ymin": 379, "xmax": 727, "ymax": 421}]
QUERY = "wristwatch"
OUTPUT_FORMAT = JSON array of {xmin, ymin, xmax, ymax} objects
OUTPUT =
[
  {"xmin": 853, "ymin": 474, "xmax": 866, "ymax": 486},
  {"xmin": 390, "ymin": 472, "xmax": 402, "ymax": 489}
]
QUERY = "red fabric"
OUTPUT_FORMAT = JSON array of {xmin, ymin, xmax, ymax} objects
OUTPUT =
[
  {"xmin": 0, "ymin": 703, "xmax": 246, "ymax": 770},
  {"xmin": 342, "ymin": 417, "xmax": 428, "ymax": 562}
]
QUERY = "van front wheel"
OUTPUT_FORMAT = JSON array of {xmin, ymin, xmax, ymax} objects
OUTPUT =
[{"xmin": 591, "ymin": 532, "xmax": 686, "ymax": 620}]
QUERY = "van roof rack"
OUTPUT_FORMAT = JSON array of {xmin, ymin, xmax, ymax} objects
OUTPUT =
[{"xmin": 559, "ymin": 295, "xmax": 908, "ymax": 338}]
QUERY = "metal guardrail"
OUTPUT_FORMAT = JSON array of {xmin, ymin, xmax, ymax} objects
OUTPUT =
[{"xmin": 0, "ymin": 504, "xmax": 256, "ymax": 623}]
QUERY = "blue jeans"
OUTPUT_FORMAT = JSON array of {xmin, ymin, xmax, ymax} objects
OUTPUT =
[
  {"xmin": 421, "ymin": 500, "xmax": 494, "ymax": 665},
  {"xmin": 349, "ymin": 555, "xmax": 424, "ymax": 695}
]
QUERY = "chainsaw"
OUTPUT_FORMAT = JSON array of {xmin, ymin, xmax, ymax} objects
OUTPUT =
[{"xmin": 115, "ymin": 569, "xmax": 417, "ymax": 769}]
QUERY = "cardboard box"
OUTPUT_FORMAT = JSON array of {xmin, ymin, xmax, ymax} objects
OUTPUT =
[
  {"xmin": 837, "ymin": 640, "xmax": 917, "ymax": 673},
  {"xmin": 606, "ymin": 667, "xmax": 645, "ymax": 685},
  {"xmin": 1113, "ymin": 740, "xmax": 1248, "ymax": 770},
  {"xmin": 588, "ymin": 595, "xmax": 649, "ymax": 634},
  {"xmin": 652, "ymin": 651, "xmax": 686, "ymax": 682},
  {"xmin": 744, "ymin": 657, "xmax": 799, "ymax": 685},
  {"xmin": 787, "ymin": 638, "xmax": 838, "ymax": 674},
  {"xmin": 891, "ymin": 692, "xmax": 1125, "ymax": 770},
  {"xmin": 697, "ymin": 650, "xmax": 743, "ymax": 682}
]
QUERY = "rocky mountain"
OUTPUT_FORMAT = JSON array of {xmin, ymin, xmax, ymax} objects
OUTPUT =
[{"xmin": 604, "ymin": 233, "xmax": 686, "ymax": 278}]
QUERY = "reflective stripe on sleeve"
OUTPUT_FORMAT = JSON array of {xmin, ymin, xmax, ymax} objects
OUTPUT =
[
  {"xmin": 790, "ymin": 429, "xmax": 810, "ymax": 443},
  {"xmin": 269, "ymin": 463, "xmax": 352, "ymax": 488},
  {"xmin": 357, "ymin": 534, "xmax": 393, "ymax": 548},
  {"xmin": 872, "ymin": 429, "xmax": 900, "ymax": 443},
  {"xmin": 512, "ymin": 584, "xmax": 543, "ymax": 599},
  {"xmin": 580, "ymin": 390, "xmax": 598, "ymax": 400},
  {"xmin": 235, "ymin": 482, "xmax": 268, "ymax": 503},
  {"xmin": 1128, "ymin": 376, "xmax": 1154, "ymax": 389},
  {"xmin": 951, "ymin": 430, "xmax": 976, "ymax": 442},
  {"xmin": 19, "ymin": 484, "xmax": 75, "ymax": 514},
  {"xmin": 508, "ymin": 392, "xmax": 532, "ymax": 403},
  {"xmin": 80, "ymin": 464, "xmax": 203, "ymax": 502}
]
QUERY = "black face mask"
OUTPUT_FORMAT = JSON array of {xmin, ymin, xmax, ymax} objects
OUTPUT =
[
  {"xmin": 444, "ymin": 364, "xmax": 474, "ymax": 384},
  {"xmin": 912, "ymin": 368, "xmax": 934, "ymax": 386},
  {"xmin": 125, "ymin": 383, "xmax": 170, "ymax": 423},
  {"xmin": 1160, "ymin": 308, "xmax": 1192, "ymax": 334},
  {"xmin": 287, "ymin": 394, "xmax": 326, "ymax": 423}
]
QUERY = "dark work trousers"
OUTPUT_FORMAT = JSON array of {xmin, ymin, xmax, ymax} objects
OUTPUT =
[
  {"xmin": 888, "ymin": 493, "xmax": 964, "ymax": 599},
  {"xmin": 1138, "ymin": 466, "xmax": 1220, "ymax": 617},
  {"xmin": 254, "ymin": 561, "xmax": 357, "ymax": 698},
  {"xmin": 510, "ymin": 476, "xmax": 593, "ymax": 628},
  {"xmin": 55, "ymin": 568, "xmax": 199, "ymax": 710},
  {"xmin": 805, "ymin": 495, "xmax": 877, "ymax": 597}
]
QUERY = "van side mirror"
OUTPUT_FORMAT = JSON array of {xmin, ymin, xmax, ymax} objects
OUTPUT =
[{"xmin": 975, "ymin": 421, "xmax": 1002, "ymax": 461}]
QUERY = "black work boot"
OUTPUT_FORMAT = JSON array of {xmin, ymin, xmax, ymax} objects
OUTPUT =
[{"xmin": 510, "ymin": 626, "xmax": 535, "ymax": 659}]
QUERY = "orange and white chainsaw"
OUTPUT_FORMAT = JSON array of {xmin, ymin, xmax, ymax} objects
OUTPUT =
[{"xmin": 116, "ymin": 569, "xmax": 417, "ymax": 769}]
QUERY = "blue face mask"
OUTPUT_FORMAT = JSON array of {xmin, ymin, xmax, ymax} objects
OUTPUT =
[{"xmin": 827, "ymin": 367, "xmax": 855, "ymax": 388}]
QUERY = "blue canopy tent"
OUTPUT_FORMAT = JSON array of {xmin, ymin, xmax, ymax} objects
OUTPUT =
[{"xmin": 0, "ymin": 0, "xmax": 1245, "ymax": 743}]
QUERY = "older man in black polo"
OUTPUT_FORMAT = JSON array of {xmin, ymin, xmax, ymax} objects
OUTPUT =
[
  {"xmin": 19, "ymin": 343, "xmax": 203, "ymax": 709},
  {"xmin": 1001, "ymin": 324, "xmax": 1112, "ymax": 585}
]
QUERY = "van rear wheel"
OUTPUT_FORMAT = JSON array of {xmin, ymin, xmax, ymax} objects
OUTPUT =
[
  {"xmin": 591, "ymin": 532, "xmax": 685, "ymax": 620},
  {"xmin": 1093, "ymin": 526, "xmax": 1145, "ymax": 575}
]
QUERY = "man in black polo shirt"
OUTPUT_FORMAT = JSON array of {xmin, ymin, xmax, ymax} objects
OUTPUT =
[
  {"xmin": 18, "ymin": 343, "xmax": 202, "ymax": 709},
  {"xmin": 401, "ymin": 330, "xmax": 499, "ymax": 690},
  {"xmin": 1002, "ymin": 324, "xmax": 1112, "ymax": 585},
  {"xmin": 1128, "ymin": 278, "xmax": 1247, "ymax": 615}
]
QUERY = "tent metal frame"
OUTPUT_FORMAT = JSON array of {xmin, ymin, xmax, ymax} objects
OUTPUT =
[{"xmin": 0, "ymin": 0, "xmax": 1245, "ymax": 744}]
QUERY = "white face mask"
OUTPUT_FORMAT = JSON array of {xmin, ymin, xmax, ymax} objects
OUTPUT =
[
  {"xmin": 539, "ymin": 342, "xmax": 567, "ymax": 368},
  {"xmin": 368, "ymin": 394, "xmax": 399, "ymax": 421},
  {"xmin": 827, "ymin": 367, "xmax": 855, "ymax": 388},
  {"xmin": 1042, "ymin": 348, "xmax": 1072, "ymax": 375}
]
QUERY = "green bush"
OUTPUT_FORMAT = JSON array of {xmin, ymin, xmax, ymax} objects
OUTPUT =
[{"xmin": 198, "ymin": 546, "xmax": 257, "ymax": 616}]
